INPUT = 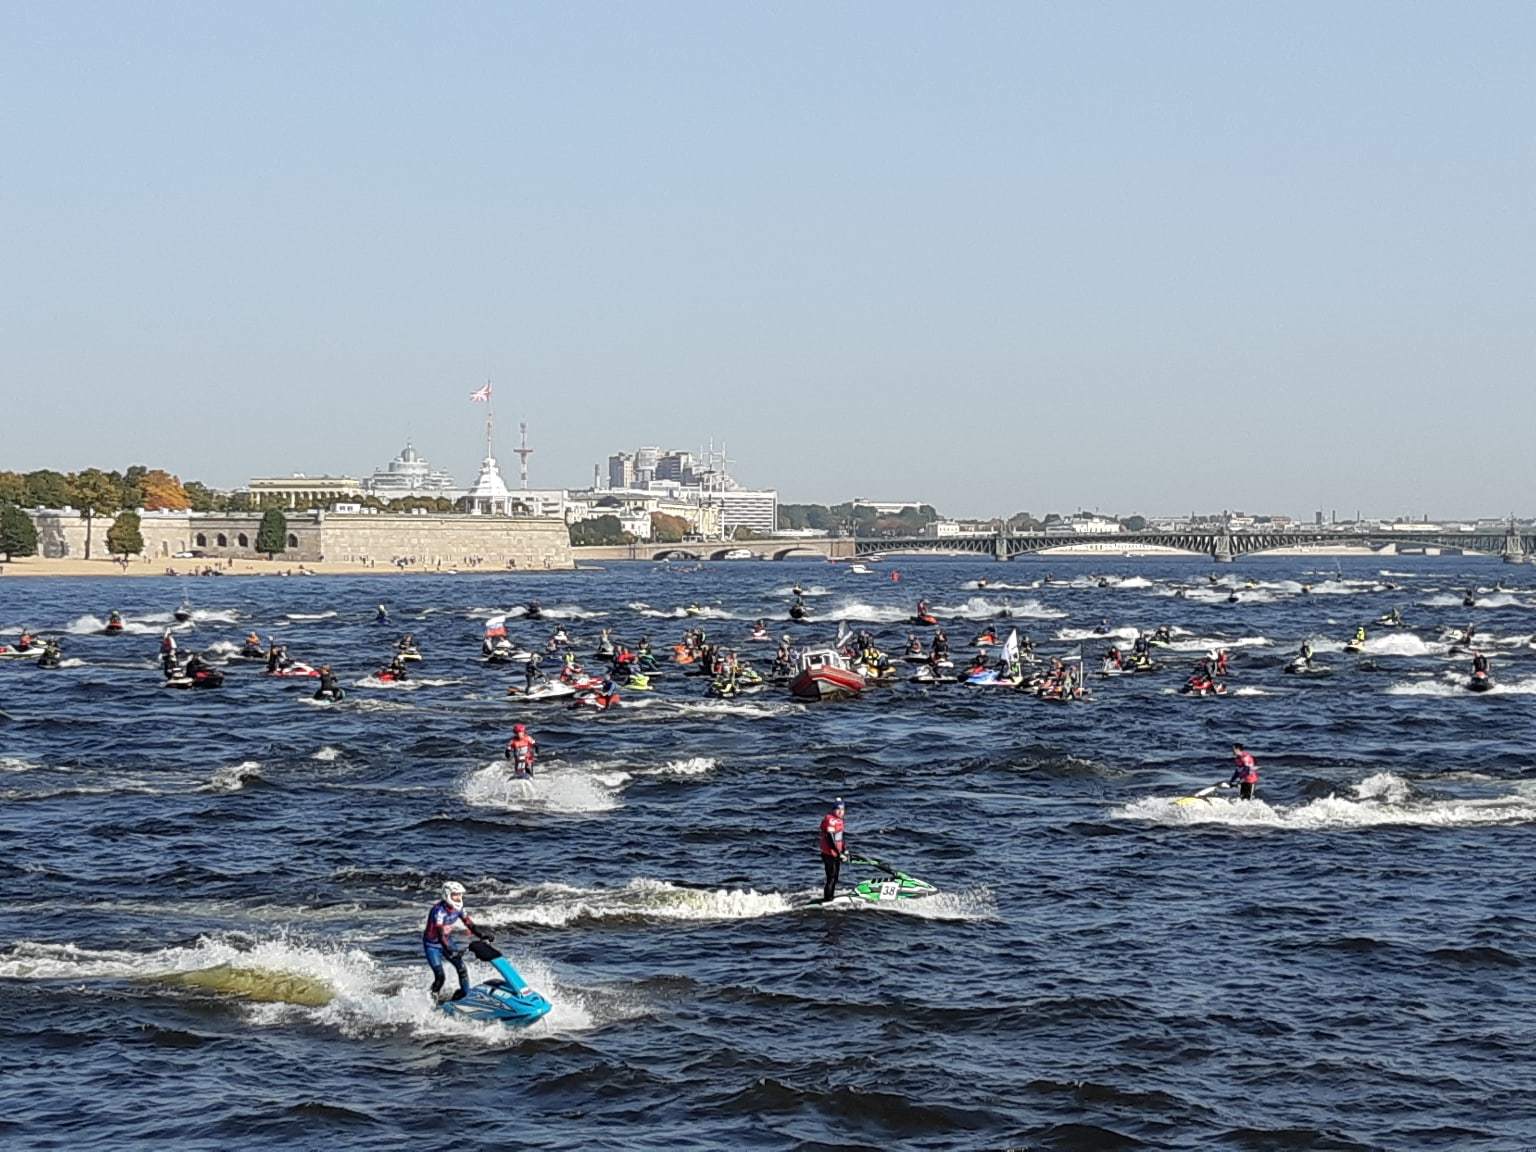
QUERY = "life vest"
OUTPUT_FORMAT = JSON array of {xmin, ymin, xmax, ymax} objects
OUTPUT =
[
  {"xmin": 507, "ymin": 734, "xmax": 537, "ymax": 775},
  {"xmin": 819, "ymin": 813, "xmax": 844, "ymax": 857},
  {"xmin": 1233, "ymin": 751, "xmax": 1258, "ymax": 784}
]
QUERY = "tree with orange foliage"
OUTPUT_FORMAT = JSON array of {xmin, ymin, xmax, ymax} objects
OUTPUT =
[{"xmin": 140, "ymin": 469, "xmax": 191, "ymax": 511}]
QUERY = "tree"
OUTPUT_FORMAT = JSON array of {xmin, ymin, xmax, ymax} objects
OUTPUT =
[
  {"xmin": 256, "ymin": 508, "xmax": 288, "ymax": 558},
  {"xmin": 1121, "ymin": 514, "xmax": 1148, "ymax": 532},
  {"xmin": 569, "ymin": 515, "xmax": 629, "ymax": 546},
  {"xmin": 0, "ymin": 472, "xmax": 26, "ymax": 506},
  {"xmin": 140, "ymin": 470, "xmax": 190, "ymax": 510},
  {"xmin": 68, "ymin": 468, "xmax": 121, "ymax": 559},
  {"xmin": 23, "ymin": 469, "xmax": 71, "ymax": 509},
  {"xmin": 120, "ymin": 465, "xmax": 149, "ymax": 509},
  {"xmin": 732, "ymin": 525, "xmax": 762, "ymax": 541},
  {"xmin": 183, "ymin": 481, "xmax": 219, "ymax": 512},
  {"xmin": 650, "ymin": 512, "xmax": 689, "ymax": 543},
  {"xmin": 0, "ymin": 504, "xmax": 38, "ymax": 560},
  {"xmin": 105, "ymin": 510, "xmax": 143, "ymax": 558}
]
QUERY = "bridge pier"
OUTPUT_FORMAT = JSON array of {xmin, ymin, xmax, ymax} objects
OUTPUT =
[
  {"xmin": 994, "ymin": 529, "xmax": 1008, "ymax": 562},
  {"xmin": 1211, "ymin": 529, "xmax": 1235, "ymax": 564},
  {"xmin": 1502, "ymin": 522, "xmax": 1525, "ymax": 564}
]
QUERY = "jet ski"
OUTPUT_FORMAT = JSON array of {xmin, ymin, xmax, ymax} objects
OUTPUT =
[
  {"xmin": 233, "ymin": 644, "xmax": 267, "ymax": 660},
  {"xmin": 1343, "ymin": 642, "xmax": 1364, "ymax": 655},
  {"xmin": 749, "ymin": 628, "xmax": 770, "ymax": 642},
  {"xmin": 909, "ymin": 665, "xmax": 959, "ymax": 684},
  {"xmin": 1375, "ymin": 613, "xmax": 1405, "ymax": 628},
  {"xmin": 437, "ymin": 939, "xmax": 552, "ymax": 1026},
  {"xmin": 173, "ymin": 603, "xmax": 194, "ymax": 623},
  {"xmin": 373, "ymin": 668, "xmax": 408, "ymax": 684},
  {"xmin": 909, "ymin": 613, "xmax": 938, "ymax": 627},
  {"xmin": 313, "ymin": 685, "xmax": 345, "ymax": 703},
  {"xmin": 164, "ymin": 666, "xmax": 225, "ymax": 690},
  {"xmin": 1462, "ymin": 594, "xmax": 1477, "ymax": 608},
  {"xmin": 789, "ymin": 604, "xmax": 808, "ymax": 621},
  {"xmin": 1284, "ymin": 659, "xmax": 1332, "ymax": 677},
  {"xmin": 103, "ymin": 619, "xmax": 125, "ymax": 635},
  {"xmin": 1467, "ymin": 670, "xmax": 1495, "ymax": 693},
  {"xmin": 483, "ymin": 642, "xmax": 518, "ymax": 665},
  {"xmin": 395, "ymin": 646, "xmax": 423, "ymax": 663},
  {"xmin": 523, "ymin": 603, "xmax": 543, "ymax": 621},
  {"xmin": 509, "ymin": 680, "xmax": 577, "ymax": 701},
  {"xmin": 622, "ymin": 672, "xmax": 653, "ymax": 691},
  {"xmin": 844, "ymin": 856, "xmax": 938, "ymax": 903},
  {"xmin": 267, "ymin": 662, "xmax": 321, "ymax": 679},
  {"xmin": 1180, "ymin": 677, "xmax": 1227, "ymax": 697}
]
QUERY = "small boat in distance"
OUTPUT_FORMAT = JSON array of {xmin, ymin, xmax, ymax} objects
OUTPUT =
[{"xmin": 722, "ymin": 548, "xmax": 755, "ymax": 560}]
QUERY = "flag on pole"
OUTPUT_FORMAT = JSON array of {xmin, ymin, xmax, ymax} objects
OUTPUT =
[{"xmin": 470, "ymin": 382, "xmax": 493, "ymax": 403}]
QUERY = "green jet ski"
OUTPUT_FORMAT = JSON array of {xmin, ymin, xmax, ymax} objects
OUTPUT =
[{"xmin": 846, "ymin": 855, "xmax": 939, "ymax": 903}]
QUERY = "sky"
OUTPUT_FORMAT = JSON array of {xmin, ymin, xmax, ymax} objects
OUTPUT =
[{"xmin": 2, "ymin": 2, "xmax": 1533, "ymax": 519}]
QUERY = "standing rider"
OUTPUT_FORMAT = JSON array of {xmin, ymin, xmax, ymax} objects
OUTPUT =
[
  {"xmin": 819, "ymin": 798, "xmax": 848, "ymax": 902},
  {"xmin": 1228, "ymin": 743, "xmax": 1259, "ymax": 801},
  {"xmin": 505, "ymin": 723, "xmax": 537, "ymax": 779},
  {"xmin": 422, "ymin": 881, "xmax": 493, "ymax": 1002}
]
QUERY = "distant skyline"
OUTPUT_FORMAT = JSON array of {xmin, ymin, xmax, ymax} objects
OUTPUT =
[{"xmin": 4, "ymin": 2, "xmax": 1534, "ymax": 518}]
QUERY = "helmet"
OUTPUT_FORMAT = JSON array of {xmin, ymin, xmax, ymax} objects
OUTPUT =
[
  {"xmin": 513, "ymin": 723, "xmax": 526, "ymax": 734},
  {"xmin": 834, "ymin": 797, "xmax": 845, "ymax": 811},
  {"xmin": 441, "ymin": 881, "xmax": 465, "ymax": 909}
]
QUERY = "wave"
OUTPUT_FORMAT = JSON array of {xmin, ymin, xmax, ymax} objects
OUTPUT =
[
  {"xmin": 1307, "ymin": 633, "xmax": 1445, "ymax": 657},
  {"xmin": 284, "ymin": 611, "xmax": 338, "ymax": 622},
  {"xmin": 65, "ymin": 613, "xmax": 162, "ymax": 636},
  {"xmin": 461, "ymin": 761, "xmax": 625, "ymax": 813},
  {"xmin": 1387, "ymin": 673, "xmax": 1536, "ymax": 697},
  {"xmin": 1113, "ymin": 773, "xmax": 1536, "ymax": 828},
  {"xmin": 205, "ymin": 760, "xmax": 264, "ymax": 792},
  {"xmin": 353, "ymin": 675, "xmax": 460, "ymax": 690},
  {"xmin": 0, "ymin": 935, "xmax": 600, "ymax": 1043},
  {"xmin": 538, "ymin": 604, "xmax": 607, "ymax": 620},
  {"xmin": 313, "ymin": 746, "xmax": 342, "ymax": 761},
  {"xmin": 487, "ymin": 878, "xmax": 792, "ymax": 928}
]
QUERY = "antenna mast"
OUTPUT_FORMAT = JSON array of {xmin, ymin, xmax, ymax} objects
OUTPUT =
[{"xmin": 514, "ymin": 420, "xmax": 533, "ymax": 490}]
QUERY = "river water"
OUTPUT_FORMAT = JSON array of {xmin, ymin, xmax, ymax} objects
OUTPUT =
[{"xmin": 1, "ymin": 556, "xmax": 1533, "ymax": 1150}]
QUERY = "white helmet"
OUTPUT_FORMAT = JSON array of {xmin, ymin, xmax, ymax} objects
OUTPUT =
[{"xmin": 441, "ymin": 880, "xmax": 465, "ymax": 909}]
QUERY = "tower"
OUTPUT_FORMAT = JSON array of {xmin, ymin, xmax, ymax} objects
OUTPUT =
[{"xmin": 514, "ymin": 420, "xmax": 533, "ymax": 490}]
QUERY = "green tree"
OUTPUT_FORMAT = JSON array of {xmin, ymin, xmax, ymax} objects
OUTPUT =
[
  {"xmin": 0, "ymin": 472, "xmax": 27, "ymax": 506},
  {"xmin": 69, "ymin": 468, "xmax": 121, "ymax": 559},
  {"xmin": 120, "ymin": 465, "xmax": 148, "ymax": 509},
  {"xmin": 0, "ymin": 504, "xmax": 38, "ymax": 560},
  {"xmin": 1121, "ymin": 515, "xmax": 1148, "ymax": 532},
  {"xmin": 569, "ymin": 515, "xmax": 629, "ymax": 546},
  {"xmin": 732, "ymin": 525, "xmax": 762, "ymax": 541},
  {"xmin": 256, "ymin": 508, "xmax": 288, "ymax": 558},
  {"xmin": 183, "ymin": 481, "xmax": 219, "ymax": 512},
  {"xmin": 24, "ymin": 469, "xmax": 71, "ymax": 508},
  {"xmin": 105, "ymin": 510, "xmax": 143, "ymax": 558}
]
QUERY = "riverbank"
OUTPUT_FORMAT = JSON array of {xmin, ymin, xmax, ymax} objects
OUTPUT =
[{"xmin": 0, "ymin": 557, "xmax": 557, "ymax": 579}]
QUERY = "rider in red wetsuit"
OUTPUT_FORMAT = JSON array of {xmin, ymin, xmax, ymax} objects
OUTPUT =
[
  {"xmin": 819, "ymin": 798, "xmax": 847, "ymax": 902},
  {"xmin": 1228, "ymin": 744, "xmax": 1258, "ymax": 800},
  {"xmin": 505, "ymin": 723, "xmax": 537, "ymax": 779}
]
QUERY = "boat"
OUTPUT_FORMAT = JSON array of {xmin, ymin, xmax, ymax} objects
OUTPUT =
[
  {"xmin": 267, "ymin": 662, "xmax": 321, "ymax": 679},
  {"xmin": 722, "ymin": 548, "xmax": 755, "ymax": 561},
  {"xmin": 1468, "ymin": 669, "xmax": 1495, "ymax": 693},
  {"xmin": 509, "ymin": 680, "xmax": 577, "ymax": 701},
  {"xmin": 173, "ymin": 602, "xmax": 194, "ymax": 623},
  {"xmin": 847, "ymin": 564, "xmax": 872, "ymax": 575},
  {"xmin": 437, "ymin": 939, "xmax": 552, "ymax": 1026},
  {"xmin": 788, "ymin": 648, "xmax": 865, "ymax": 701}
]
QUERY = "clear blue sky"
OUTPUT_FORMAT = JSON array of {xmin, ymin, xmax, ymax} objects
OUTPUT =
[{"xmin": 3, "ymin": 2, "xmax": 1533, "ymax": 519}]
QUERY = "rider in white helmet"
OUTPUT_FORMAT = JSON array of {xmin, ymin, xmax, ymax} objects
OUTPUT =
[{"xmin": 422, "ymin": 880, "xmax": 493, "ymax": 1001}]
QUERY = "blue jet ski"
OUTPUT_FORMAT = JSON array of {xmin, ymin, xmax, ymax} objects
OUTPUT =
[{"xmin": 438, "ymin": 939, "xmax": 552, "ymax": 1026}]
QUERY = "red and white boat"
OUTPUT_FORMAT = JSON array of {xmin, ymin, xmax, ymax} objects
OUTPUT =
[{"xmin": 788, "ymin": 648, "xmax": 865, "ymax": 701}]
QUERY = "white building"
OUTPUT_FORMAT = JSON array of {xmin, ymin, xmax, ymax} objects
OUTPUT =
[
  {"xmin": 924, "ymin": 519, "xmax": 996, "ymax": 538},
  {"xmin": 852, "ymin": 499, "xmax": 925, "ymax": 515},
  {"xmin": 1045, "ymin": 514, "xmax": 1122, "ymax": 537},
  {"xmin": 362, "ymin": 441, "xmax": 459, "ymax": 497},
  {"xmin": 717, "ymin": 488, "xmax": 778, "ymax": 537}
]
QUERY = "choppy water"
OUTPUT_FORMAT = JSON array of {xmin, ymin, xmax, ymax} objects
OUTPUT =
[{"xmin": 2, "ymin": 556, "xmax": 1534, "ymax": 1150}]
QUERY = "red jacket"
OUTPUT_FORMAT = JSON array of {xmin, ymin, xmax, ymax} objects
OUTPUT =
[
  {"xmin": 506, "ymin": 734, "xmax": 537, "ymax": 773},
  {"xmin": 1231, "ymin": 750, "xmax": 1258, "ymax": 784},
  {"xmin": 819, "ymin": 812, "xmax": 845, "ymax": 857}
]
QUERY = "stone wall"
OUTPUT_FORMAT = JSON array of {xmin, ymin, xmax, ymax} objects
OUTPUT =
[
  {"xmin": 25, "ymin": 509, "xmax": 572, "ymax": 569},
  {"xmin": 319, "ymin": 514, "xmax": 571, "ymax": 569}
]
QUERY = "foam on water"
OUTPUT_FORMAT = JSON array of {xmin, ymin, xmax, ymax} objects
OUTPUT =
[
  {"xmin": 313, "ymin": 746, "xmax": 342, "ymax": 761},
  {"xmin": 462, "ymin": 761, "xmax": 624, "ymax": 813},
  {"xmin": 1114, "ymin": 773, "xmax": 1536, "ymax": 828},
  {"xmin": 639, "ymin": 756, "xmax": 718, "ymax": 777},
  {"xmin": 285, "ymin": 611, "xmax": 338, "ymax": 622},
  {"xmin": 206, "ymin": 760, "xmax": 264, "ymax": 792},
  {"xmin": 670, "ymin": 699, "xmax": 799, "ymax": 720},
  {"xmin": 66, "ymin": 613, "xmax": 162, "ymax": 636},
  {"xmin": 539, "ymin": 604, "xmax": 607, "ymax": 620},
  {"xmin": 1387, "ymin": 672, "xmax": 1536, "ymax": 696},
  {"xmin": 1160, "ymin": 635, "xmax": 1274, "ymax": 652},
  {"xmin": 487, "ymin": 878, "xmax": 794, "ymax": 928}
]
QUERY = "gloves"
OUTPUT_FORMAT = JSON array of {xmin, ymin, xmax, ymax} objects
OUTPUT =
[{"xmin": 473, "ymin": 926, "xmax": 495, "ymax": 942}]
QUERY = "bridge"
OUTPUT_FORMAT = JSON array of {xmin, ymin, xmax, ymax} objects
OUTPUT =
[
  {"xmin": 571, "ymin": 525, "xmax": 1532, "ymax": 564},
  {"xmin": 572, "ymin": 538, "xmax": 857, "ymax": 563},
  {"xmin": 851, "ymin": 525, "xmax": 1534, "ymax": 564}
]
